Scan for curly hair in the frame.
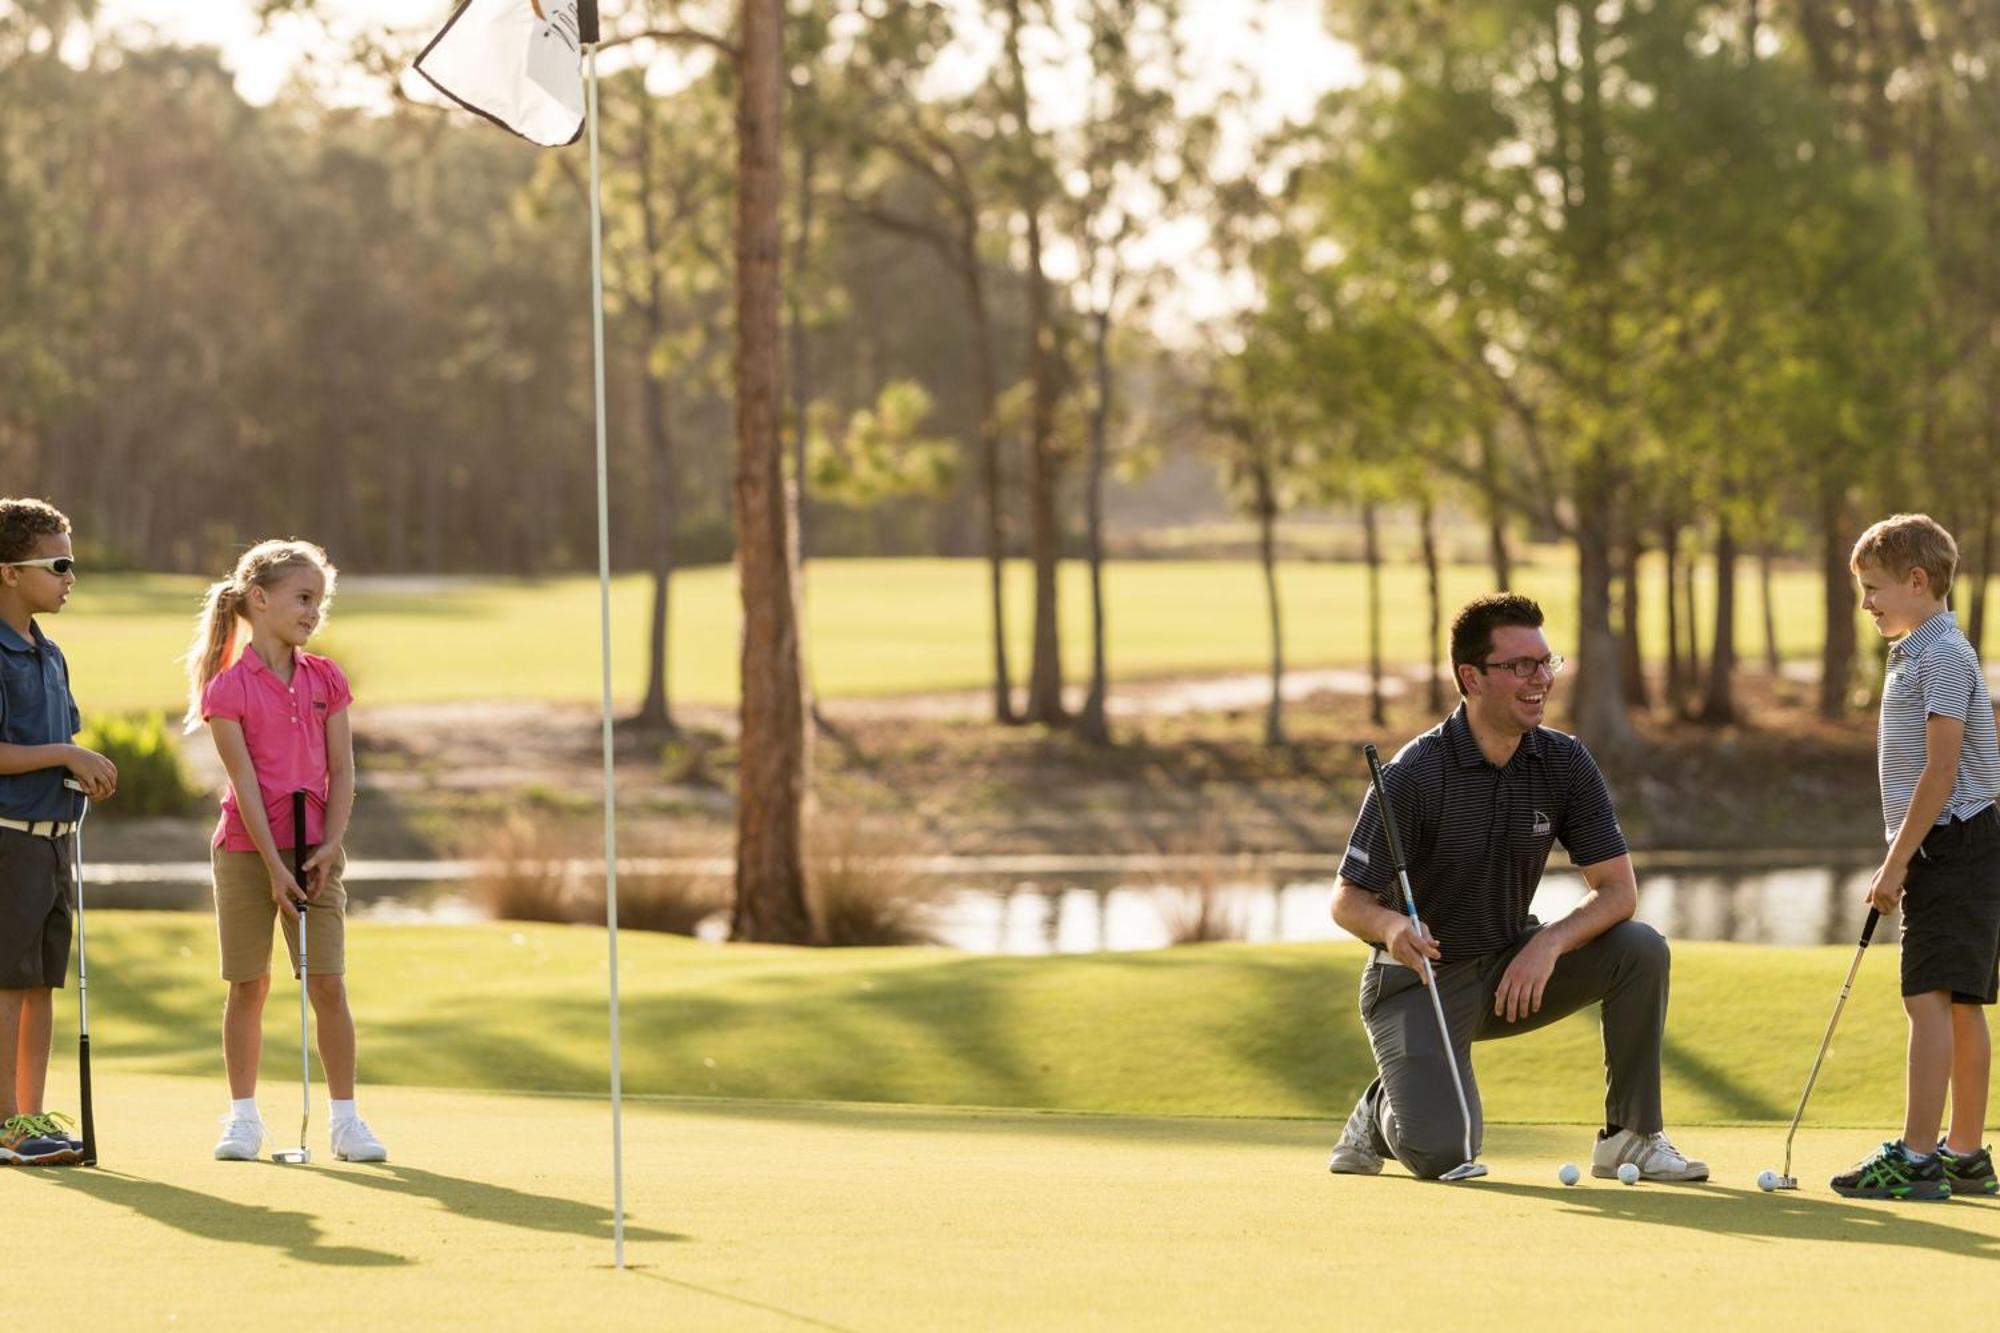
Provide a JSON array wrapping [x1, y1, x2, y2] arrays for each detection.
[[0, 499, 72, 564], [1852, 513, 1958, 601]]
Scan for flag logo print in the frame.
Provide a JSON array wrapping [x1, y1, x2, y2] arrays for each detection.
[[415, 0, 587, 147]]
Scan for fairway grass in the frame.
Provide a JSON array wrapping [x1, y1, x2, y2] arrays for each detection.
[[54, 555, 1838, 713], [19, 1072, 2000, 1331], [74, 915, 1981, 1128]]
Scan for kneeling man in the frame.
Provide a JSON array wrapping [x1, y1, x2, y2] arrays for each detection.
[[1328, 593, 1707, 1182]]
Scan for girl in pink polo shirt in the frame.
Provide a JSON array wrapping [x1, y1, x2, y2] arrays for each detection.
[[182, 539, 386, 1164]]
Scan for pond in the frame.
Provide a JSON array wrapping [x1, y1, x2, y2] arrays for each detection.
[[82, 851, 1892, 955]]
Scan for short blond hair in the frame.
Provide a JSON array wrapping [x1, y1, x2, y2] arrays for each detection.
[[1851, 513, 1958, 600]]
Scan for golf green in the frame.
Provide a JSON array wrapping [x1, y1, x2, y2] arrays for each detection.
[[16, 1072, 2000, 1330]]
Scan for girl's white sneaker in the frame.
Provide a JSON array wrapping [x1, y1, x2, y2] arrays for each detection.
[[331, 1118, 388, 1163], [213, 1115, 265, 1161]]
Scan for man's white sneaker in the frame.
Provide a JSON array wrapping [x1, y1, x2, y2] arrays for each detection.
[[331, 1118, 388, 1163], [1591, 1128, 1708, 1182], [213, 1115, 265, 1161], [1327, 1087, 1386, 1176]]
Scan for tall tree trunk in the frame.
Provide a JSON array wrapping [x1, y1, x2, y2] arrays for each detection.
[[1663, 520, 1684, 707], [1819, 484, 1857, 719], [1971, 478, 1995, 658], [1362, 500, 1386, 728], [730, 0, 812, 945], [1255, 441, 1285, 747], [1420, 496, 1444, 714], [1480, 424, 1512, 587], [1076, 310, 1112, 745], [1006, 0, 1065, 726], [635, 94, 678, 732], [1680, 524, 1703, 702], [789, 140, 816, 566], [1620, 530, 1648, 709], [962, 248, 1016, 724], [1700, 516, 1738, 724], [1760, 544, 1782, 677], [1571, 470, 1635, 752]]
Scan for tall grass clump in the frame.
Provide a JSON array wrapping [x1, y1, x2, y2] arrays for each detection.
[[808, 819, 942, 947], [1152, 816, 1247, 945], [466, 813, 726, 936], [75, 711, 199, 816]]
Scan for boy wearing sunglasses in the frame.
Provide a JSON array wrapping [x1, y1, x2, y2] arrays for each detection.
[[0, 499, 117, 1165]]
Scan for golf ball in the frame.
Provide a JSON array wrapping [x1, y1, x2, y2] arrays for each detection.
[[1617, 1162, 1641, 1186], [1558, 1163, 1580, 1186], [1757, 1170, 1779, 1192]]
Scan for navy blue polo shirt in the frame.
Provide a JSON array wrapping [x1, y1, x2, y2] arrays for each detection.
[[0, 617, 85, 823], [1339, 706, 1628, 961]]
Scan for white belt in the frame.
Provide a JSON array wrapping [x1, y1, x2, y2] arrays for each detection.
[[0, 816, 76, 838]]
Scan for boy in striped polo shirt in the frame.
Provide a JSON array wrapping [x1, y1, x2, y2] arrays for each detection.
[[1836, 514, 2000, 1199]]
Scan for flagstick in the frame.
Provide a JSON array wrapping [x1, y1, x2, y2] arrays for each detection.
[[584, 37, 626, 1272]]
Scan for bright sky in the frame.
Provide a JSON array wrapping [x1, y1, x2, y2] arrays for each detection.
[[88, 1, 1357, 330], [92, 0, 1355, 123]]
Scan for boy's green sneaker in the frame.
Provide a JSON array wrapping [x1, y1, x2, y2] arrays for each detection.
[[0, 1115, 80, 1166], [22, 1112, 82, 1153], [1830, 1140, 1951, 1201], [1939, 1143, 2000, 1196]]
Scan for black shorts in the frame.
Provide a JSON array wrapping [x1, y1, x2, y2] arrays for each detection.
[[1901, 805, 2000, 1006], [0, 826, 72, 990]]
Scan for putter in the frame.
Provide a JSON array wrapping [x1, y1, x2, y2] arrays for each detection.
[[271, 790, 312, 1166], [1764, 907, 1881, 1191], [1364, 744, 1487, 1182], [63, 777, 96, 1166]]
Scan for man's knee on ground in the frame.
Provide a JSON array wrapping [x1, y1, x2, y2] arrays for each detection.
[[1389, 1120, 1477, 1180]]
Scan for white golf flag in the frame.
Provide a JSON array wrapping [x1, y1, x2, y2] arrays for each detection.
[[415, 0, 587, 147]]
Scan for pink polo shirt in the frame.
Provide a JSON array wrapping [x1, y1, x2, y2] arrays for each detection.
[[201, 648, 352, 852]]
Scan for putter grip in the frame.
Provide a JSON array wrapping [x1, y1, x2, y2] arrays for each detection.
[[1860, 906, 1880, 946], [292, 789, 308, 922], [1362, 744, 1411, 871], [78, 1037, 95, 1164]]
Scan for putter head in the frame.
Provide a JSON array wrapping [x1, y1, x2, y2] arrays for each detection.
[[271, 1147, 311, 1165], [1440, 1162, 1488, 1182], [1769, 1175, 1798, 1190]]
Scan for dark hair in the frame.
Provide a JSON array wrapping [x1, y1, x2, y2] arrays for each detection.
[[1449, 593, 1545, 697], [0, 498, 71, 563]]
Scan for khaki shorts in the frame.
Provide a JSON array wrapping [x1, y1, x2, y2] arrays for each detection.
[[212, 846, 347, 982]]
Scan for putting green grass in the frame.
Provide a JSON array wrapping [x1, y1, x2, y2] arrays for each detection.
[[18, 1073, 2000, 1331], [77, 916, 1982, 1127], [54, 554, 1838, 713]]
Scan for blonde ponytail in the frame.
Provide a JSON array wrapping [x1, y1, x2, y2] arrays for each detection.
[[179, 537, 339, 734], [182, 580, 244, 733]]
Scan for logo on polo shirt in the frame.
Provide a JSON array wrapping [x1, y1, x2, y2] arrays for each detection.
[[313, 700, 328, 712], [1532, 810, 1551, 836]]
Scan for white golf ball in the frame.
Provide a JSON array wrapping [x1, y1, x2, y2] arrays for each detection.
[[1558, 1163, 1580, 1186], [1757, 1170, 1778, 1192], [1617, 1162, 1641, 1186]]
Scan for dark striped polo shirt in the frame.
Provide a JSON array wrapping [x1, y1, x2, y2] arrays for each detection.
[[1338, 706, 1629, 962], [1878, 610, 1999, 841]]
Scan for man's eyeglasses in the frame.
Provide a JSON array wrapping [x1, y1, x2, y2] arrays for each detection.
[[1476, 654, 1565, 680], [4, 557, 77, 576]]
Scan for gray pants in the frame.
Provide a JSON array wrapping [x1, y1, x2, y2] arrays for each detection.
[[1354, 919, 1670, 1179]]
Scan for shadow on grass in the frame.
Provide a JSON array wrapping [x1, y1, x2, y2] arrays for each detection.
[[325, 1164, 684, 1245], [1661, 1032, 1785, 1121], [29, 1169, 411, 1267], [1476, 1180, 2000, 1259], [628, 1270, 859, 1332]]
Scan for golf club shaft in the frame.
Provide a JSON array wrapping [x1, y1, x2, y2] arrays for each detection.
[[71, 790, 95, 1165], [1365, 745, 1479, 1168], [1781, 907, 1880, 1178], [294, 789, 310, 1154]]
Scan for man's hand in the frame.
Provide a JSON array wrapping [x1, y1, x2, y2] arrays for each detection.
[[1383, 914, 1442, 979], [1493, 931, 1561, 1023], [301, 840, 342, 899], [64, 745, 118, 799], [1867, 858, 1907, 915]]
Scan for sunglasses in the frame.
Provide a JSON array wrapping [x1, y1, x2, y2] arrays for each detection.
[[5, 557, 77, 576]]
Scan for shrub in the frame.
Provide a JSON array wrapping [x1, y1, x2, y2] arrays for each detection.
[[74, 712, 200, 816], [467, 813, 726, 937], [807, 819, 942, 947]]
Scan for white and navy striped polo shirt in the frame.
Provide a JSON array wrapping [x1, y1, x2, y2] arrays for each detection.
[[1339, 707, 1629, 962], [1877, 610, 1999, 842]]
